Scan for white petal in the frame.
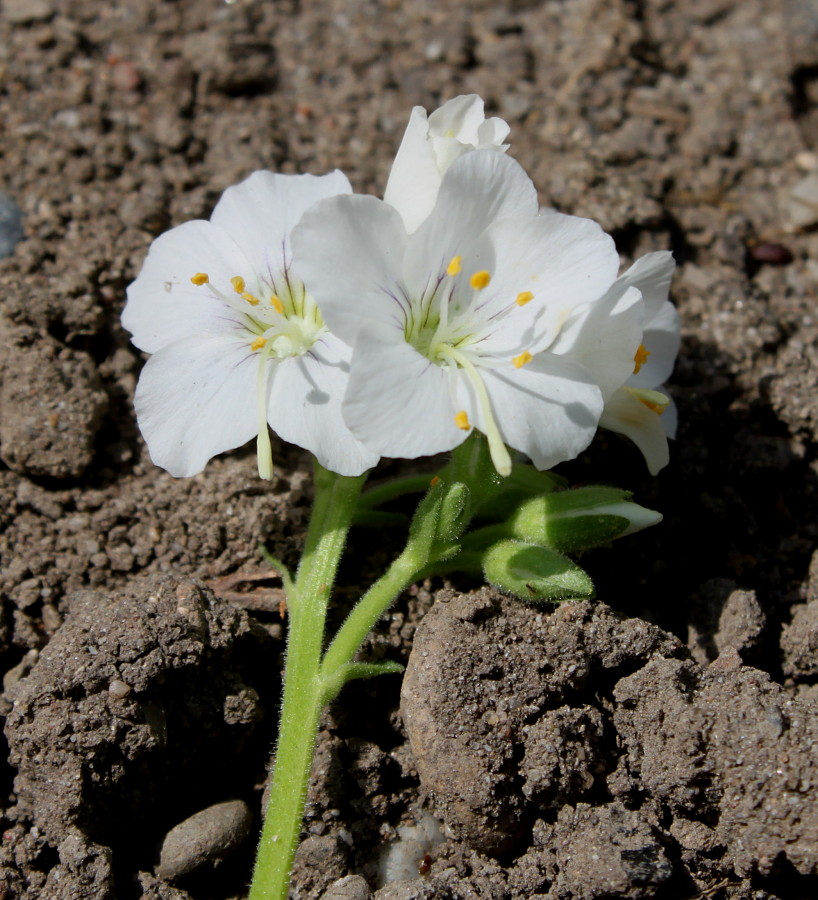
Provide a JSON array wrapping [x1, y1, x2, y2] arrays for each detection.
[[266, 336, 379, 476], [473, 211, 621, 356], [476, 116, 511, 147], [405, 152, 539, 283], [211, 170, 353, 278], [427, 95, 488, 143], [123, 220, 252, 354], [479, 356, 603, 471], [341, 324, 466, 460], [600, 387, 670, 474], [551, 285, 644, 401], [292, 194, 409, 344], [630, 300, 680, 389], [660, 391, 678, 438], [134, 333, 258, 477], [617, 251, 675, 320], [384, 106, 448, 234]]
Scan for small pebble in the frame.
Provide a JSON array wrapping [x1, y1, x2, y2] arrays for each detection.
[[0, 191, 24, 259], [749, 242, 793, 266], [107, 679, 132, 700], [321, 875, 373, 900], [157, 799, 253, 882]]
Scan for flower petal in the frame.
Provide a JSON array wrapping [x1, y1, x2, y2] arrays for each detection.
[[210, 170, 351, 278], [133, 333, 258, 477], [472, 211, 621, 355], [383, 106, 444, 234], [551, 285, 644, 401], [479, 356, 603, 471], [123, 220, 253, 354], [292, 194, 409, 344], [600, 387, 671, 474], [266, 335, 379, 476], [341, 323, 466, 460], [617, 251, 675, 320], [629, 300, 680, 389], [405, 152, 539, 284]]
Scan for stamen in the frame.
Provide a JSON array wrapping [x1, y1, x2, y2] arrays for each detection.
[[626, 386, 669, 416], [230, 276, 246, 294], [256, 347, 274, 480], [512, 351, 533, 369], [454, 410, 471, 430], [437, 344, 512, 477], [447, 256, 463, 276], [469, 270, 491, 290], [242, 291, 261, 306], [250, 336, 268, 351], [270, 294, 284, 314], [515, 291, 533, 306], [191, 272, 209, 286], [633, 344, 651, 374]]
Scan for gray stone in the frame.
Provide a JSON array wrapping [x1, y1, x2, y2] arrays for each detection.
[[157, 799, 253, 882]]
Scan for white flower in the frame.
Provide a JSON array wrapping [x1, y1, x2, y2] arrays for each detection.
[[383, 94, 510, 234], [595, 252, 680, 474], [293, 151, 626, 477], [122, 170, 379, 479]]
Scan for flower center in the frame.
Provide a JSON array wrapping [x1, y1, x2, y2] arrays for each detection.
[[402, 258, 528, 476], [191, 269, 327, 479]]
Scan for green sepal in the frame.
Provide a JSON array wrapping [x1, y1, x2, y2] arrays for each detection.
[[407, 478, 471, 565], [482, 539, 595, 603]]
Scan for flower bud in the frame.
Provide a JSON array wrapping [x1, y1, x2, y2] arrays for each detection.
[[483, 540, 594, 602], [508, 486, 662, 554]]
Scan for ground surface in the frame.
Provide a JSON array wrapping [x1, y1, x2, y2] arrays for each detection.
[[1, 0, 818, 898]]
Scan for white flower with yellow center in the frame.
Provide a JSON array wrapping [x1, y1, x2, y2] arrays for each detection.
[[384, 94, 510, 234], [122, 170, 379, 479], [293, 151, 626, 476]]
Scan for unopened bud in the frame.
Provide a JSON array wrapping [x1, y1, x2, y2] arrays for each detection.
[[483, 539, 594, 603], [509, 486, 662, 553]]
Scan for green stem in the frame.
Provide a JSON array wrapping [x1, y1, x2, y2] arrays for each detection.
[[320, 546, 422, 691], [249, 462, 366, 900]]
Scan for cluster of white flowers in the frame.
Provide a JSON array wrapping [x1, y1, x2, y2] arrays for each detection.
[[123, 95, 679, 480]]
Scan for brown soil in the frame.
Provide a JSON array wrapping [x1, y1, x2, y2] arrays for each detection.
[[2, 0, 818, 898]]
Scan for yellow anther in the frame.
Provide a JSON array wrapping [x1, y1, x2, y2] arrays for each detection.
[[250, 336, 268, 351], [633, 344, 651, 374], [469, 270, 491, 290], [515, 291, 534, 306], [270, 294, 284, 314], [627, 387, 670, 416], [454, 410, 472, 430], [640, 398, 665, 415], [512, 351, 533, 369], [242, 291, 261, 306], [190, 272, 209, 286], [230, 276, 246, 294], [430, 475, 440, 487], [447, 255, 463, 276]]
